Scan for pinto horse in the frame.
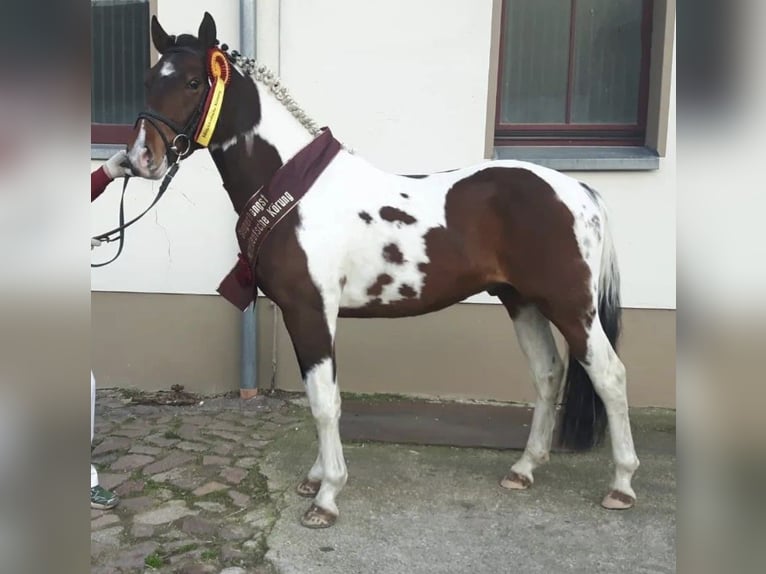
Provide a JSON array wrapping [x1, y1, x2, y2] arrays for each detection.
[[125, 12, 639, 528]]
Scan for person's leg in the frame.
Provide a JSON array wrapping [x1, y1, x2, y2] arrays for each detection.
[[90, 371, 119, 510]]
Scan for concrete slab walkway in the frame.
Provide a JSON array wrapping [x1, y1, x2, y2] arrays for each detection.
[[91, 390, 675, 573]]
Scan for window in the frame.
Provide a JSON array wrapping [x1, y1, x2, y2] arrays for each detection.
[[495, 0, 653, 146], [91, 0, 153, 145]]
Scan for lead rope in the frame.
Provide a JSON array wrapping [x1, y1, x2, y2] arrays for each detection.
[[91, 162, 180, 268]]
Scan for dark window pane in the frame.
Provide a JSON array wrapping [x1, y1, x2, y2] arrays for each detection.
[[91, 0, 149, 125], [499, 0, 571, 124], [571, 0, 643, 124]]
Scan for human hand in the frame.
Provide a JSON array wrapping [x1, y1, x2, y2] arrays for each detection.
[[103, 150, 132, 179]]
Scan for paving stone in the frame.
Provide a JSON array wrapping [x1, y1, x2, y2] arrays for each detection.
[[92, 436, 132, 455], [129, 444, 162, 456], [221, 544, 246, 563], [203, 455, 231, 466], [234, 457, 259, 469], [180, 516, 218, 537], [183, 415, 214, 426], [91, 452, 119, 466], [194, 501, 228, 513], [110, 454, 154, 471], [269, 413, 301, 426], [176, 441, 209, 452], [220, 567, 248, 574], [227, 490, 250, 508], [170, 549, 205, 565], [242, 439, 271, 450], [115, 479, 145, 497], [219, 523, 251, 541], [145, 433, 180, 447], [259, 421, 280, 432], [134, 500, 197, 525], [220, 467, 247, 485], [212, 443, 234, 456], [205, 429, 243, 442], [97, 472, 130, 490], [164, 538, 200, 552], [130, 523, 155, 538], [243, 508, 272, 529], [152, 467, 205, 491], [178, 424, 203, 441], [155, 488, 175, 501], [177, 564, 217, 574], [109, 540, 159, 570], [143, 451, 194, 475], [193, 481, 229, 496], [91, 513, 120, 529], [119, 496, 155, 513], [90, 525, 123, 547], [91, 509, 104, 519], [111, 427, 147, 438]]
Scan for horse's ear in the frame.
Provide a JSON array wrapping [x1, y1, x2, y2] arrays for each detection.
[[151, 15, 174, 54], [198, 12, 217, 48]]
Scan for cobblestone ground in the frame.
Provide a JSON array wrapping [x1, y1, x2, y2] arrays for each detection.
[[90, 389, 303, 574]]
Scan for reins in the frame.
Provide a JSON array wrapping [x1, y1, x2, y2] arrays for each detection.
[[90, 161, 180, 268]]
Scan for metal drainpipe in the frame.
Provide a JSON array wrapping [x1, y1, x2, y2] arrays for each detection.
[[239, 0, 259, 399]]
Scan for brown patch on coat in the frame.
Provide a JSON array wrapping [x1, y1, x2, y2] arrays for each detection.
[[358, 211, 373, 224], [382, 243, 405, 264], [379, 206, 416, 225], [367, 274, 394, 297], [413, 168, 594, 359], [399, 284, 416, 298]]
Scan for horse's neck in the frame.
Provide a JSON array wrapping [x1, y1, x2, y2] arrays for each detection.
[[209, 74, 315, 214]]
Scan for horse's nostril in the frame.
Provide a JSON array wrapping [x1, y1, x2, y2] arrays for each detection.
[[141, 147, 153, 167]]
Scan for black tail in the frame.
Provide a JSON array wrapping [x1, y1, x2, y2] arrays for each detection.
[[557, 185, 621, 451]]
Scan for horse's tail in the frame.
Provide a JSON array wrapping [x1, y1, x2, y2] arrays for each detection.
[[557, 183, 621, 450]]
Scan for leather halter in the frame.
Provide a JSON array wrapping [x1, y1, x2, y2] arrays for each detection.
[[134, 47, 214, 166], [92, 46, 223, 267]]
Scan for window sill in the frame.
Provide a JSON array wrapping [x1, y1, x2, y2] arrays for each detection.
[[91, 143, 125, 161], [492, 146, 660, 171]]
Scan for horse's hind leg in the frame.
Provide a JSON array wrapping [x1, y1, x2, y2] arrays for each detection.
[[280, 303, 347, 528], [580, 322, 639, 508], [498, 294, 565, 490]]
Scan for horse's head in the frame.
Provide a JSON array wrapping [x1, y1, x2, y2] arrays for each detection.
[[127, 12, 221, 179]]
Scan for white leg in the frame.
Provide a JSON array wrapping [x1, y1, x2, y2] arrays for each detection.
[[301, 357, 347, 527], [582, 323, 640, 508], [91, 371, 98, 488], [501, 306, 564, 489]]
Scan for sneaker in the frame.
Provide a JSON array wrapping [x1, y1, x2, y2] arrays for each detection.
[[91, 485, 120, 510]]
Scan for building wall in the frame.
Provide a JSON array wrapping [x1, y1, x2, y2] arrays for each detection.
[[91, 1, 676, 406]]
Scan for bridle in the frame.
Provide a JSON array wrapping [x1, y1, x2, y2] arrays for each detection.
[[92, 45, 231, 268]]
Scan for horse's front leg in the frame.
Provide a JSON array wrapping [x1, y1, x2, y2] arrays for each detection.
[[281, 304, 346, 528]]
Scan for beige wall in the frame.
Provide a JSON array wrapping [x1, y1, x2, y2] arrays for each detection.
[[92, 293, 675, 408]]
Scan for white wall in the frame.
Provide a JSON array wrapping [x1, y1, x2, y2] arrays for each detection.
[[92, 0, 675, 310]]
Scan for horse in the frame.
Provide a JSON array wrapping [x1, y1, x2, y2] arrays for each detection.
[[124, 12, 639, 528]]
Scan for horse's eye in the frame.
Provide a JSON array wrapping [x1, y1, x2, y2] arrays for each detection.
[[187, 79, 201, 90]]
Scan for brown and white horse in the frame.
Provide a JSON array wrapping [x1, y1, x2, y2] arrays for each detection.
[[126, 12, 639, 528]]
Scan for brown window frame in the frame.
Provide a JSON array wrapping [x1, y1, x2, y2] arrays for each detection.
[[494, 0, 655, 147], [91, 0, 157, 146]]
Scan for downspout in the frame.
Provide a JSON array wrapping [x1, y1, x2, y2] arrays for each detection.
[[239, 0, 259, 399]]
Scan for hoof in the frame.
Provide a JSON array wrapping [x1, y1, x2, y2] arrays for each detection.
[[300, 504, 337, 529], [499, 471, 532, 490], [296, 478, 321, 498], [601, 490, 636, 510]]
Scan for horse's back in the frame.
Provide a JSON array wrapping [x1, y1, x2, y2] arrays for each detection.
[[293, 153, 603, 314]]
